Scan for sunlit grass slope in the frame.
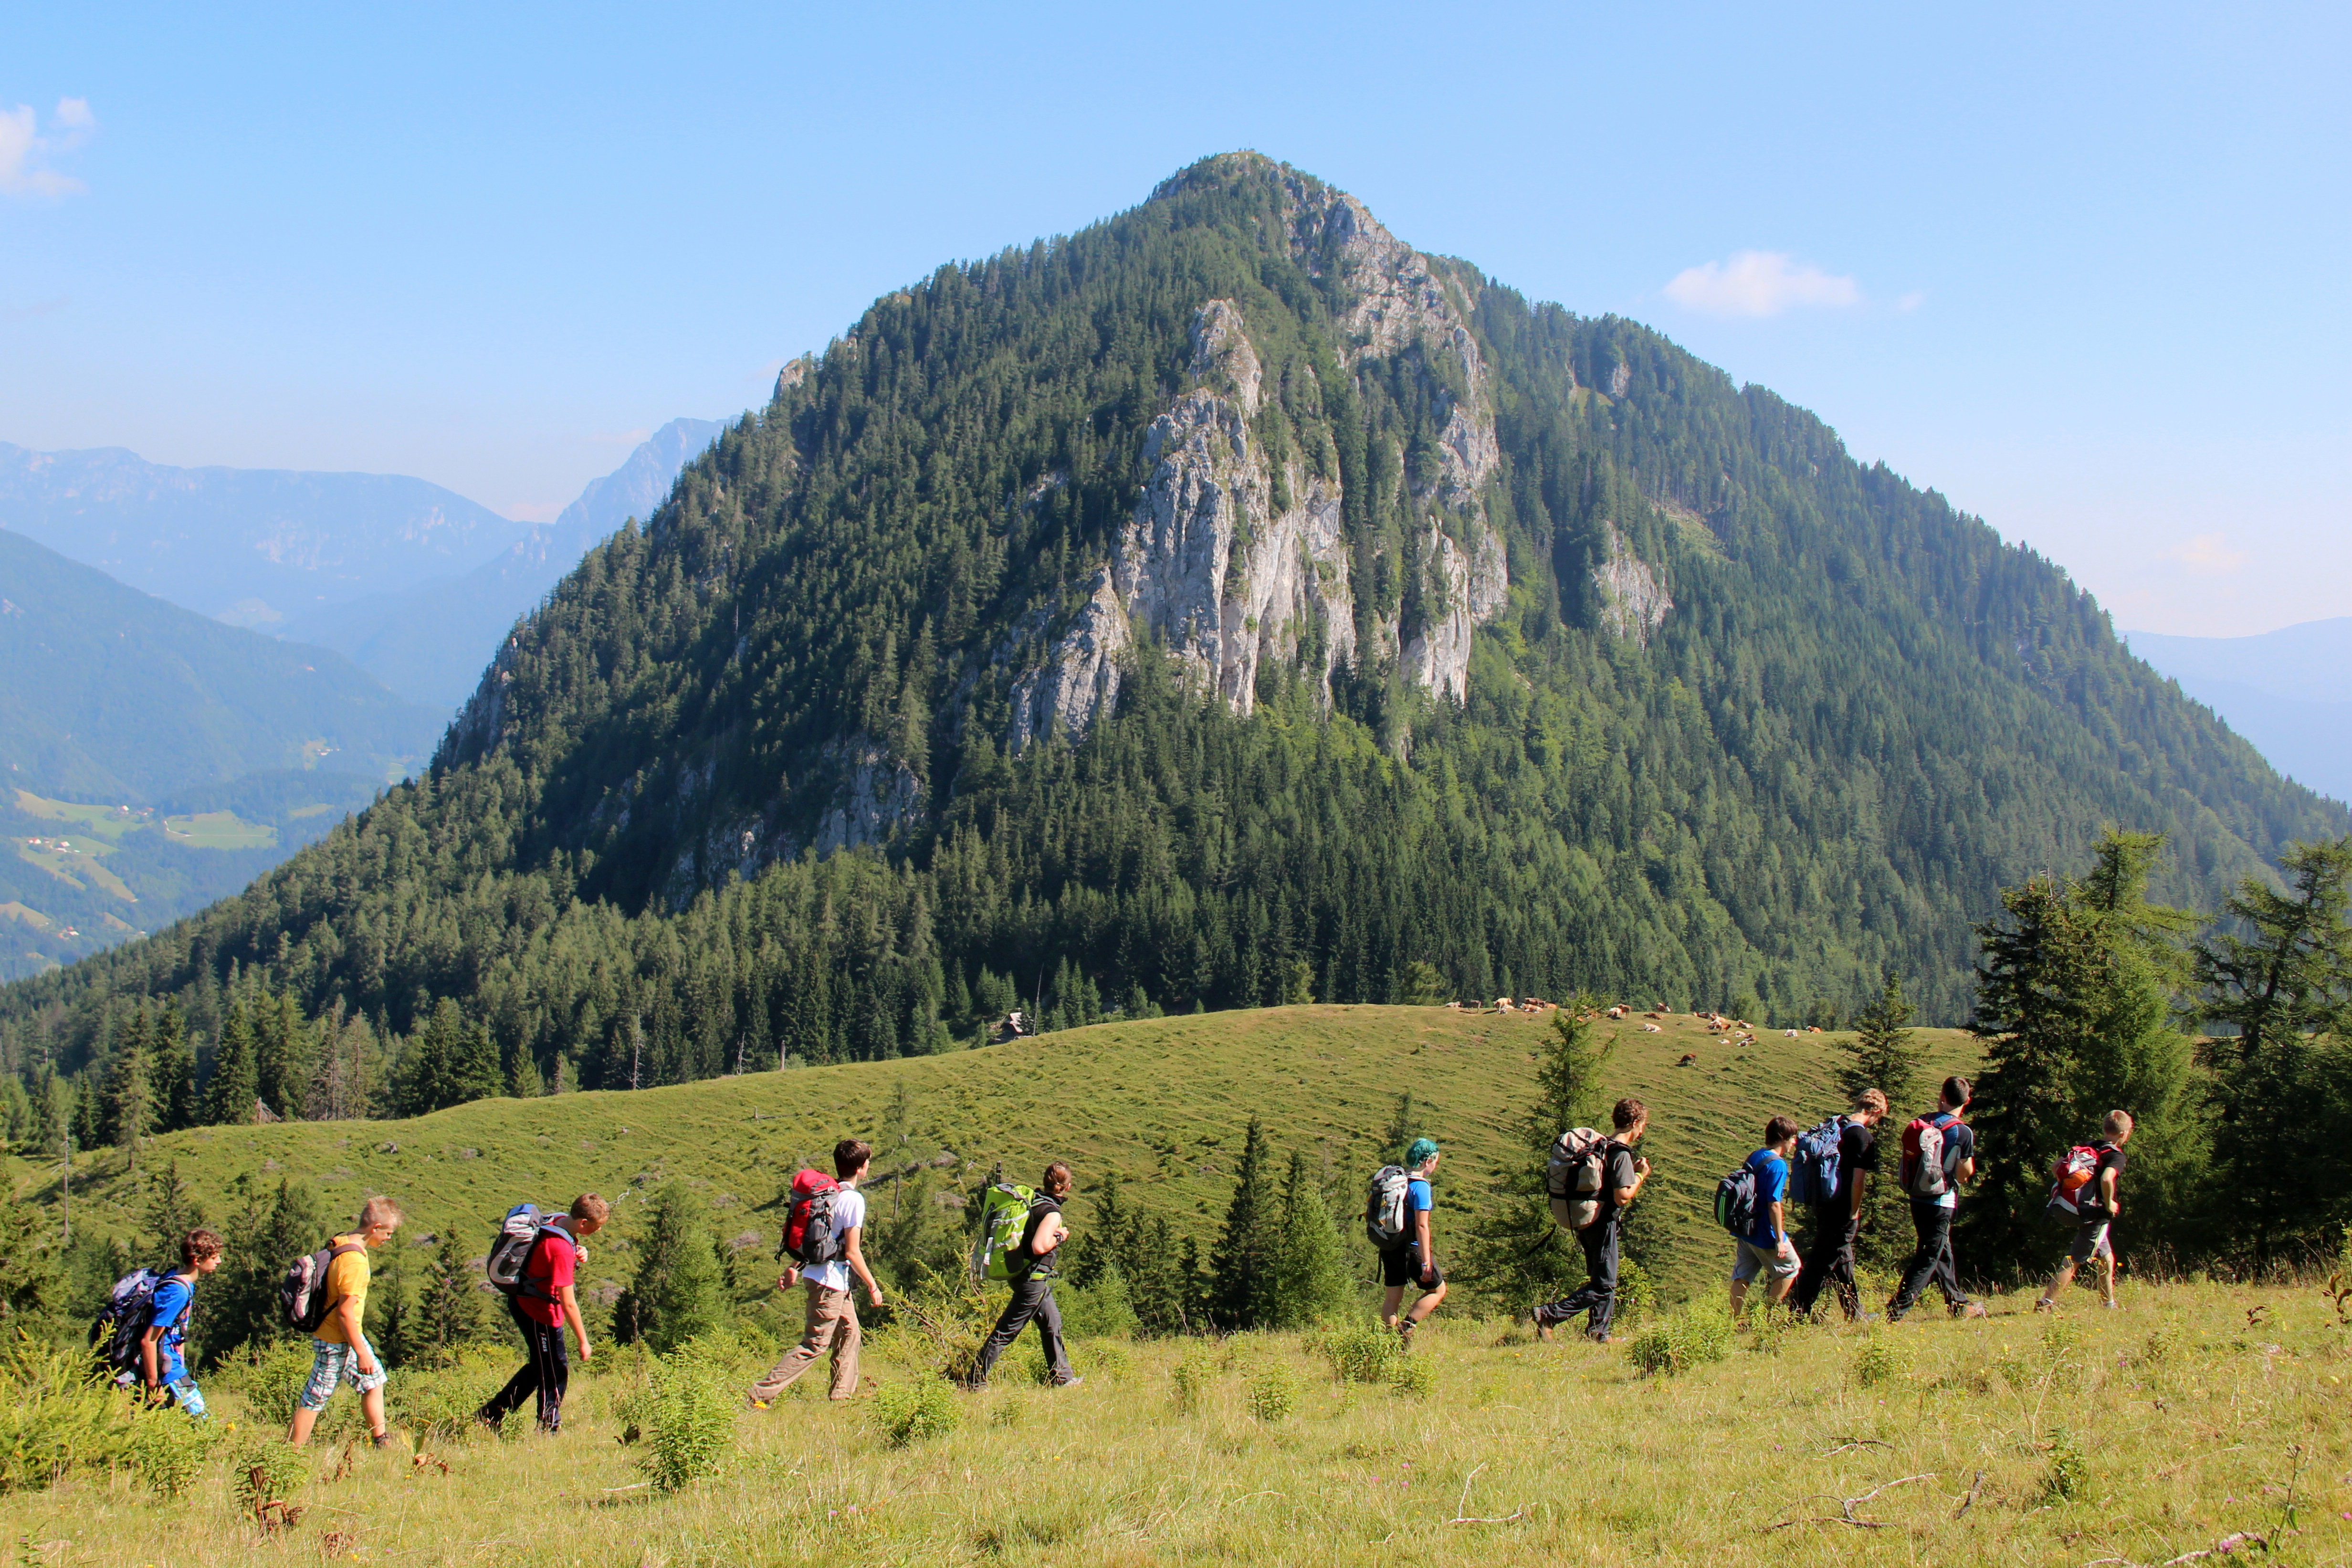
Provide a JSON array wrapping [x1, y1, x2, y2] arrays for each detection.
[[8, 1005, 1980, 1296]]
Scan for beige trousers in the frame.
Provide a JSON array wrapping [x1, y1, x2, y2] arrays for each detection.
[[749, 1283, 861, 1401]]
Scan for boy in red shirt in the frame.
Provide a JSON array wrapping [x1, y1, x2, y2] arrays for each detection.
[[477, 1193, 609, 1434]]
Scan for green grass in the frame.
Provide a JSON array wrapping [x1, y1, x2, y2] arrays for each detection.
[[158, 810, 276, 850], [9, 1005, 1980, 1301], [2, 1279, 2343, 1565]]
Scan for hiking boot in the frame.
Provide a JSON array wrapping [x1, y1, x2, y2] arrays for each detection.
[[1396, 1321, 1417, 1354], [1050, 1374, 1084, 1389], [2032, 1298, 2055, 1314], [369, 1430, 395, 1449], [1531, 1305, 1559, 1343], [1587, 1332, 1618, 1346], [1953, 1302, 1988, 1320]]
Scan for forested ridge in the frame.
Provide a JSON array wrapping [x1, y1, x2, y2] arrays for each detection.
[[1, 151, 2341, 1106]]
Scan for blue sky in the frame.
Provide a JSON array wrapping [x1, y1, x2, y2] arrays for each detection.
[[5, 0, 2344, 635]]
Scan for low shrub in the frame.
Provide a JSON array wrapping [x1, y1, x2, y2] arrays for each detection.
[[1388, 1356, 1435, 1401], [1323, 1322, 1397, 1385], [1626, 1305, 1732, 1378], [211, 1336, 319, 1431], [873, 1377, 960, 1449], [125, 1406, 220, 1498], [1170, 1342, 1215, 1414], [388, 1352, 511, 1443], [228, 1437, 313, 1531], [1248, 1364, 1298, 1423], [1852, 1334, 1914, 1389], [0, 1337, 133, 1494], [638, 1352, 737, 1490], [2042, 1426, 2089, 1502]]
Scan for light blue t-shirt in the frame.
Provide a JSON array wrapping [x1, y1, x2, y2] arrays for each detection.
[[1746, 1150, 1789, 1247], [146, 1275, 195, 1383], [1407, 1177, 1434, 1217]]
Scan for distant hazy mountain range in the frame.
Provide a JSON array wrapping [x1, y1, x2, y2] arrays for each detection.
[[2127, 620, 2352, 805], [0, 418, 725, 712], [0, 529, 444, 977], [278, 419, 724, 708]]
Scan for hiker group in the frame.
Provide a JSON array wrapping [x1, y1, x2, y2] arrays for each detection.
[[84, 1079, 2136, 1437]]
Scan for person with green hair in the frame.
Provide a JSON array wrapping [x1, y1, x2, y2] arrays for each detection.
[[1378, 1137, 1448, 1349]]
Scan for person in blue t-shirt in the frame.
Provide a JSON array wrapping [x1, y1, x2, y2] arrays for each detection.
[[1730, 1116, 1803, 1324], [1378, 1137, 1448, 1350], [141, 1228, 225, 1419]]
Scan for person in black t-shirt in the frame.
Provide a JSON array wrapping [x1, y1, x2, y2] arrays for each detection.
[[1791, 1087, 1888, 1320], [1532, 1097, 1650, 1345], [1887, 1076, 1986, 1322], [969, 1162, 1080, 1389], [2036, 1110, 2133, 1313]]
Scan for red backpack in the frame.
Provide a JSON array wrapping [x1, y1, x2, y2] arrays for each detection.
[[780, 1169, 845, 1265], [2048, 1144, 2102, 1216]]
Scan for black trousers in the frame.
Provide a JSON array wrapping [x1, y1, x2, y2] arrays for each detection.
[[972, 1277, 1071, 1384], [480, 1296, 569, 1431], [1890, 1198, 1970, 1316], [1537, 1221, 1620, 1337], [1791, 1207, 1860, 1318]]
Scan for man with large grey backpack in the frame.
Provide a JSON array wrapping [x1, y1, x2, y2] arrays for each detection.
[[1370, 1137, 1448, 1350], [476, 1193, 609, 1434], [1887, 1076, 1988, 1322], [1532, 1098, 1649, 1345]]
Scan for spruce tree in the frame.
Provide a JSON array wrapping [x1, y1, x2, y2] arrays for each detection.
[[254, 991, 313, 1121], [1964, 829, 2199, 1277], [418, 1229, 484, 1364], [1459, 999, 1613, 1311], [1842, 971, 1923, 1114], [1269, 1149, 1353, 1327], [144, 1158, 204, 1245], [1208, 1117, 1276, 1329], [2194, 838, 2352, 1261], [368, 1239, 414, 1367], [451, 1020, 502, 1106], [617, 1181, 726, 1353], [202, 999, 259, 1126], [154, 1004, 199, 1133]]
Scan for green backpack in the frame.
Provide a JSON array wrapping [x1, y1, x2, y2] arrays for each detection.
[[969, 1179, 1039, 1286]]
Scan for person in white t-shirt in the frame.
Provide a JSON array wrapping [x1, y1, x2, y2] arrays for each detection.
[[748, 1138, 886, 1405]]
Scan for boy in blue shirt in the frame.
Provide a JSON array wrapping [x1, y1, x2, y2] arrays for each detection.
[[1378, 1138, 1448, 1350], [1730, 1117, 1802, 1325], [140, 1228, 224, 1418]]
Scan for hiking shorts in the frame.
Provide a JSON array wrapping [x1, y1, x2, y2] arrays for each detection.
[[1380, 1247, 1443, 1289], [297, 1336, 388, 1410], [1732, 1237, 1801, 1283], [2068, 1219, 2114, 1265]]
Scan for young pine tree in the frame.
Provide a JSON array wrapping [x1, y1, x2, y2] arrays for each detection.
[[418, 1229, 484, 1364], [202, 999, 260, 1126], [1459, 998, 1614, 1312], [143, 1158, 205, 1246], [368, 1238, 414, 1367], [616, 1181, 727, 1354], [1843, 971, 1923, 1114], [1964, 829, 2200, 1278], [1208, 1117, 1277, 1330], [1269, 1149, 1354, 1327], [2194, 837, 2352, 1263], [154, 1004, 200, 1133]]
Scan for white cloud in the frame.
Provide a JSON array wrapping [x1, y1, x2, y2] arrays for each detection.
[[1662, 250, 1860, 317], [1896, 290, 1926, 313], [2166, 533, 2250, 575], [0, 98, 95, 199]]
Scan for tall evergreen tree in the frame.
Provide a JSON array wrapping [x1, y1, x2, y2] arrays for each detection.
[[1843, 971, 1923, 1114], [1208, 1117, 1276, 1329], [1964, 829, 2199, 1278], [143, 1158, 204, 1247], [2194, 839, 2352, 1263], [1269, 1149, 1354, 1327], [1460, 999, 1613, 1311], [202, 997, 260, 1126], [154, 1003, 199, 1133], [615, 1180, 726, 1353], [254, 991, 313, 1121], [418, 1229, 484, 1363], [211, 1175, 326, 1359], [368, 1238, 414, 1368]]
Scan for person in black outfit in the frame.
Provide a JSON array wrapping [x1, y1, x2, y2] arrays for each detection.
[[1791, 1088, 1888, 1320], [2037, 1110, 2134, 1312], [968, 1162, 1080, 1389], [1530, 1097, 1650, 1345], [1887, 1076, 1987, 1322]]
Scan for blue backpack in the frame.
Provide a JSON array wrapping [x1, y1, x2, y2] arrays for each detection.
[[1788, 1116, 1846, 1208]]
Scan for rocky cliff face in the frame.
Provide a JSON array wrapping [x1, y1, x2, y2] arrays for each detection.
[[1008, 163, 1510, 745], [1593, 523, 1672, 644]]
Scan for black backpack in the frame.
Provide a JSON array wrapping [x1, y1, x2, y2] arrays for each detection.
[[89, 1266, 168, 1375], [278, 1241, 363, 1334]]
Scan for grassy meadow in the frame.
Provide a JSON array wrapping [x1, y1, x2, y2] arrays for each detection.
[[4, 1277, 2345, 1566], [6, 1005, 1984, 1299]]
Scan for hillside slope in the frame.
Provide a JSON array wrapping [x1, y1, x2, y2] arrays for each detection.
[[3, 152, 2341, 1084], [2128, 619, 2352, 804], [5, 1006, 1981, 1298]]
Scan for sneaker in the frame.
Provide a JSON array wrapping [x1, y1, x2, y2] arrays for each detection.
[[1587, 1332, 1618, 1345], [1531, 1305, 1558, 1343], [747, 1397, 772, 1410], [2101, 1299, 2122, 1311], [1954, 1302, 1989, 1320], [1050, 1374, 1084, 1389], [1396, 1321, 1417, 1353], [2032, 1298, 2055, 1314], [369, 1431, 395, 1449]]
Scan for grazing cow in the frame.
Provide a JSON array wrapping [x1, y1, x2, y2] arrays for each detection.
[[1783, 1029, 1800, 1039], [1606, 1004, 1628, 1019], [1676, 1052, 1698, 1066], [1641, 1023, 1663, 1033], [1494, 997, 1512, 1012]]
